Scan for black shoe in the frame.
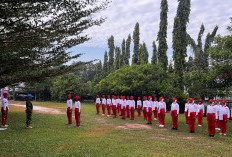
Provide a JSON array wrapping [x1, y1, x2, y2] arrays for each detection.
[[96, 113, 99, 115], [147, 123, 150, 125], [175, 128, 178, 130], [122, 118, 125, 119], [172, 127, 175, 130]]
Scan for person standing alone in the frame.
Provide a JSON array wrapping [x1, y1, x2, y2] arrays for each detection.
[[26, 94, 34, 129], [74, 96, 81, 128], [96, 95, 100, 115], [171, 98, 179, 130], [1, 93, 9, 128]]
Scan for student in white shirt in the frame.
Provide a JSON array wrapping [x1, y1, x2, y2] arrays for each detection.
[[171, 98, 179, 130], [188, 98, 198, 133], [116, 95, 121, 114], [153, 97, 158, 120], [106, 95, 111, 117], [1, 93, 9, 128], [147, 96, 153, 124], [126, 96, 130, 118], [66, 94, 73, 125], [101, 95, 106, 116], [74, 96, 81, 128], [215, 99, 221, 130], [137, 97, 142, 117], [197, 99, 204, 127], [121, 96, 126, 119], [143, 96, 148, 120], [219, 100, 230, 136], [96, 95, 100, 115], [158, 97, 166, 127], [130, 96, 135, 120], [112, 95, 118, 118], [184, 98, 190, 124], [207, 99, 218, 138]]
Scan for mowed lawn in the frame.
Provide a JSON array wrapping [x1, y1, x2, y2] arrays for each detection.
[[0, 101, 232, 157]]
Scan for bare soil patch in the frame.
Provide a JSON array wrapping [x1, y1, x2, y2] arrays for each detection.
[[9, 103, 64, 115], [116, 124, 152, 130]]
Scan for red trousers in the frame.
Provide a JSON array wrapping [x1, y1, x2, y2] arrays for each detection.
[[207, 113, 216, 135], [112, 105, 117, 118], [102, 104, 105, 115], [143, 107, 147, 120], [122, 107, 126, 119], [220, 115, 228, 134], [117, 104, 121, 114], [75, 108, 81, 126], [159, 109, 165, 125], [153, 107, 158, 119], [147, 107, 152, 123], [171, 110, 178, 128], [185, 110, 189, 124], [198, 110, 203, 125], [137, 106, 141, 117], [189, 112, 196, 132], [1, 107, 8, 126], [96, 103, 100, 114], [107, 104, 111, 116], [67, 107, 72, 124], [131, 107, 135, 120], [126, 105, 130, 117]]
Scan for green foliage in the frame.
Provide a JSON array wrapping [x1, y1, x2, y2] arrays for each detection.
[[103, 51, 108, 76], [121, 39, 126, 67], [0, 0, 109, 88], [132, 23, 140, 65], [151, 41, 158, 65], [114, 46, 121, 70], [172, 0, 191, 90], [157, 0, 168, 71], [125, 34, 131, 65], [50, 73, 91, 101], [94, 64, 187, 107], [108, 35, 115, 72], [139, 42, 149, 64]]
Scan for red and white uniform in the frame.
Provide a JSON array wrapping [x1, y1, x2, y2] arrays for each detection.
[[143, 100, 148, 120], [215, 104, 221, 129], [185, 102, 190, 124], [171, 102, 179, 128], [74, 100, 81, 126], [158, 101, 166, 126], [207, 104, 218, 135], [219, 105, 230, 134], [96, 98, 100, 114], [130, 100, 135, 120], [66, 99, 73, 124], [102, 98, 106, 115], [116, 98, 121, 114], [153, 101, 158, 120], [147, 100, 153, 124], [112, 98, 117, 118], [1, 98, 9, 126], [197, 104, 204, 126], [137, 100, 142, 117], [126, 99, 130, 118], [188, 103, 198, 132], [121, 99, 126, 119], [106, 99, 111, 116]]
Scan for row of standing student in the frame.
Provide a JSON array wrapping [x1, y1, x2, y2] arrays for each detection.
[[184, 98, 230, 137], [96, 95, 231, 138]]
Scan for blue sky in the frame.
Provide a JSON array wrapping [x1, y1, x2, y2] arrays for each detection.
[[70, 0, 232, 64]]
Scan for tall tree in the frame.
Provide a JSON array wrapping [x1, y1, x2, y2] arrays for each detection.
[[172, 0, 191, 90], [157, 0, 168, 71], [140, 42, 149, 64], [132, 23, 140, 65], [121, 39, 126, 67], [125, 34, 131, 65], [103, 51, 108, 75], [114, 46, 121, 70], [151, 41, 158, 65], [0, 0, 109, 88], [108, 35, 115, 72]]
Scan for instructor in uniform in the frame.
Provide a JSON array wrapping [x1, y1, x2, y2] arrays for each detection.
[[26, 94, 34, 129]]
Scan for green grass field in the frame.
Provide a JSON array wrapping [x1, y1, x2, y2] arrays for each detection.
[[0, 101, 232, 157]]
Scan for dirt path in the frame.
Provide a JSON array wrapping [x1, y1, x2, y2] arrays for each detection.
[[9, 103, 64, 115]]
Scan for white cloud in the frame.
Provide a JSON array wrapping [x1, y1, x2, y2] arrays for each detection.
[[77, 0, 232, 61]]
